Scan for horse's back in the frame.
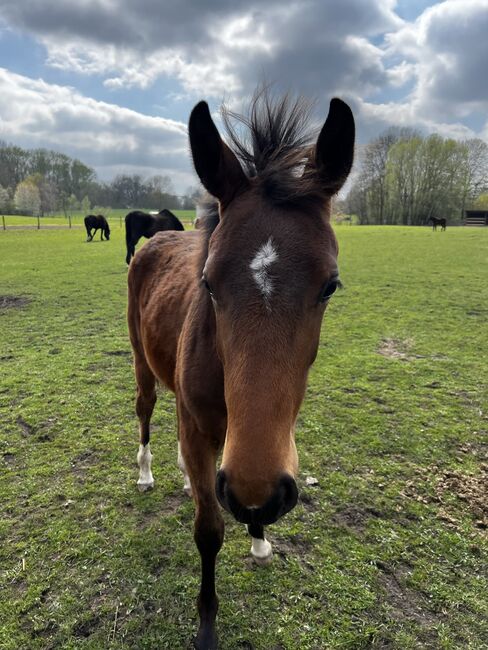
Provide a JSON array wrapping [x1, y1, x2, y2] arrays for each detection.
[[128, 230, 200, 390], [158, 209, 185, 231]]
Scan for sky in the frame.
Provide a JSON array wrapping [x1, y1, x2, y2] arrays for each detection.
[[1, 0, 487, 194]]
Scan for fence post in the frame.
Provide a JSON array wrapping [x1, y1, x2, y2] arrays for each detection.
[[37, 215, 40, 230], [69, 214, 72, 229], [2, 215, 5, 230]]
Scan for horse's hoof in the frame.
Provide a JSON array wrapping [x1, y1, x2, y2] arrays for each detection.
[[137, 481, 154, 493], [183, 485, 193, 498], [193, 628, 218, 650], [252, 550, 273, 566], [250, 536, 273, 566]]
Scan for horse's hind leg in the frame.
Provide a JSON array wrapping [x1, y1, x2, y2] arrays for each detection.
[[134, 353, 157, 491], [177, 441, 192, 496], [247, 523, 273, 566]]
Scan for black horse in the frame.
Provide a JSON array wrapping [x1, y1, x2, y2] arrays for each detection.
[[125, 209, 184, 264], [85, 214, 110, 241], [428, 216, 446, 231]]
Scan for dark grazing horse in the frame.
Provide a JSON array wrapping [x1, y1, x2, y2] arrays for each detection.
[[429, 216, 446, 231], [84, 214, 110, 241], [127, 90, 355, 648], [125, 209, 184, 264]]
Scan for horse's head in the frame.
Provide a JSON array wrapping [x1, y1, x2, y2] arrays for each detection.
[[100, 215, 110, 240], [189, 93, 354, 526]]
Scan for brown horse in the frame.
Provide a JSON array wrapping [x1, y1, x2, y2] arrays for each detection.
[[127, 90, 355, 649]]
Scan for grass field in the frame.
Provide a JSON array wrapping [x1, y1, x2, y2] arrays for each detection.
[[0, 224, 487, 649], [0, 209, 196, 229]]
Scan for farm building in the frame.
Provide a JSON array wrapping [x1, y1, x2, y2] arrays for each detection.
[[465, 210, 488, 226]]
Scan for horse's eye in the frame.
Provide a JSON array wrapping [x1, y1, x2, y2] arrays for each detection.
[[319, 278, 339, 303], [202, 275, 214, 296]]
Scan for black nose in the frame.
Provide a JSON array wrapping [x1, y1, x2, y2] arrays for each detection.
[[215, 470, 298, 526]]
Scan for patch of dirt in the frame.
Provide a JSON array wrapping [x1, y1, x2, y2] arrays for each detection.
[[16, 416, 56, 441], [161, 491, 188, 515], [298, 489, 318, 512], [436, 464, 488, 529], [104, 349, 132, 358], [17, 416, 35, 437], [2, 452, 16, 465], [331, 505, 383, 533], [0, 295, 31, 311], [458, 440, 488, 462], [72, 616, 101, 638], [272, 532, 313, 560], [377, 338, 446, 362], [70, 449, 99, 477], [377, 338, 415, 360], [402, 462, 488, 530], [376, 561, 440, 629]]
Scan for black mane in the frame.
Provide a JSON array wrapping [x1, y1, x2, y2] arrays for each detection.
[[221, 88, 326, 207]]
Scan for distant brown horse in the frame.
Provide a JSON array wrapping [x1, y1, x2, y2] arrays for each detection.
[[127, 90, 355, 649], [125, 208, 184, 264], [84, 214, 110, 241], [429, 216, 446, 231]]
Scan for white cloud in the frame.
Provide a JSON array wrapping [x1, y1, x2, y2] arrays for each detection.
[[384, 0, 488, 117], [0, 68, 195, 190], [1, 0, 488, 185]]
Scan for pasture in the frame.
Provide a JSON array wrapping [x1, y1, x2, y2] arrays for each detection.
[[0, 209, 196, 230], [0, 224, 487, 649]]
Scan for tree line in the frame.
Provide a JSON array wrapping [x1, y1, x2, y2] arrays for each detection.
[[343, 129, 488, 225], [0, 142, 199, 216]]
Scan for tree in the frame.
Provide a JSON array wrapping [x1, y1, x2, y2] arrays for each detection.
[[81, 195, 91, 214], [0, 144, 30, 189], [347, 129, 480, 225], [0, 185, 10, 214], [14, 179, 40, 215], [180, 186, 202, 210], [473, 193, 488, 209]]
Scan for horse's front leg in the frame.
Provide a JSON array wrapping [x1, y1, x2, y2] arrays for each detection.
[[179, 410, 224, 650]]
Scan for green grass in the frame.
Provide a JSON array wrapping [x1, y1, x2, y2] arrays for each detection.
[[0, 225, 487, 649], [0, 209, 196, 228]]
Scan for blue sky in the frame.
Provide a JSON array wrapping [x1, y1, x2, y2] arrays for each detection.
[[1, 0, 487, 193]]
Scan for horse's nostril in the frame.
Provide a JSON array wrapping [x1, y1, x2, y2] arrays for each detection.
[[278, 474, 299, 517]]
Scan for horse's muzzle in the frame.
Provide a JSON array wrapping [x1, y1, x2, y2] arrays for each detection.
[[215, 470, 298, 526]]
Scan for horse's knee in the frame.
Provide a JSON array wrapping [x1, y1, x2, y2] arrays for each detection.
[[194, 509, 224, 557], [136, 388, 156, 417]]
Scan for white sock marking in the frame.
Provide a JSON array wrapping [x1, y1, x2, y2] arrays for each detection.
[[245, 525, 273, 564], [137, 443, 154, 489], [251, 536, 273, 560], [178, 442, 192, 496], [250, 238, 278, 301]]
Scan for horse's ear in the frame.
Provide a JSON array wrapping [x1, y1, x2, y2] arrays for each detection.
[[315, 98, 355, 195], [189, 101, 248, 206]]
